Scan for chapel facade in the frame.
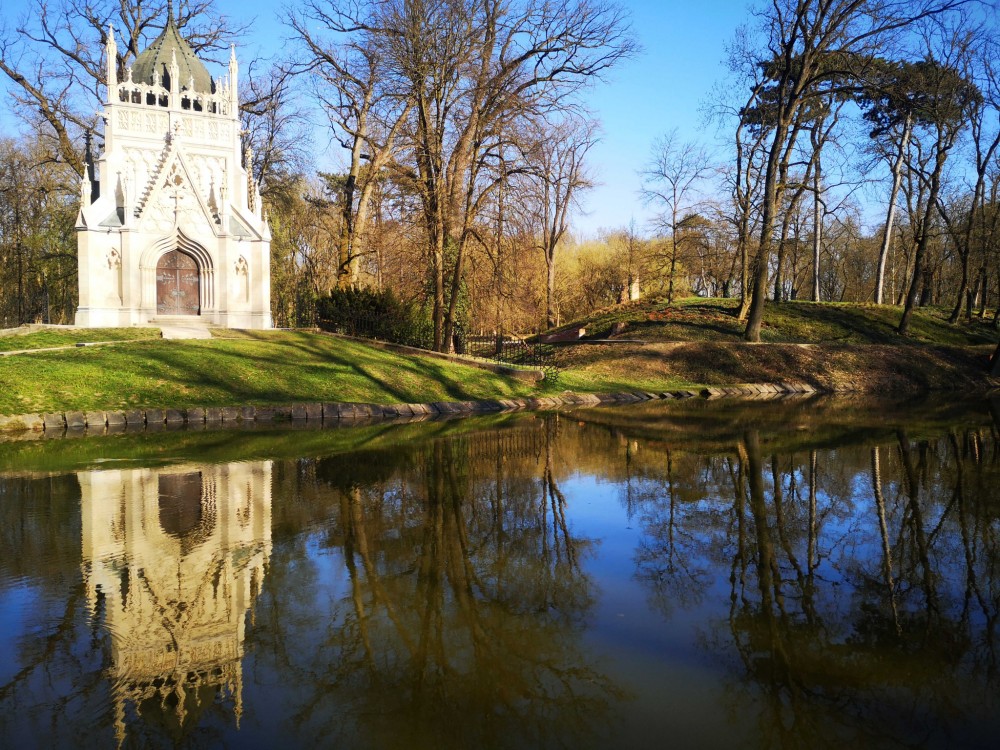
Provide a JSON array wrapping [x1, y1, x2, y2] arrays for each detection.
[[75, 7, 271, 329]]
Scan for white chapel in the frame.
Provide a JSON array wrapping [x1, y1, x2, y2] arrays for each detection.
[[75, 5, 271, 329]]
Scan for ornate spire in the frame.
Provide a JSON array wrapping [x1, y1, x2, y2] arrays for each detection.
[[80, 170, 90, 207], [167, 0, 175, 26], [169, 48, 179, 94], [228, 44, 239, 111], [105, 22, 117, 88]]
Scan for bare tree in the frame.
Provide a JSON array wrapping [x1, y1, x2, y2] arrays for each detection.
[[287, 2, 414, 286], [240, 62, 311, 210], [0, 136, 78, 325], [709, 28, 772, 319], [642, 129, 713, 303], [522, 116, 597, 329], [897, 47, 981, 335], [806, 90, 850, 302], [309, 0, 635, 351], [861, 59, 924, 304], [935, 39, 1000, 324]]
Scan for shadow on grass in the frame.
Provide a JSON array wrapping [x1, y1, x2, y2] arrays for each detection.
[[778, 303, 903, 344], [90, 334, 528, 409]]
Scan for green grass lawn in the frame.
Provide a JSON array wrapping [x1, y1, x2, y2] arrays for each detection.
[[0, 330, 544, 415], [0, 326, 161, 352], [552, 361, 697, 394], [549, 297, 998, 346]]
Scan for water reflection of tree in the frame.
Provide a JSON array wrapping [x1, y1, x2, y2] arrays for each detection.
[[630, 444, 714, 617], [253, 421, 623, 749], [0, 474, 112, 747], [626, 423, 1000, 748]]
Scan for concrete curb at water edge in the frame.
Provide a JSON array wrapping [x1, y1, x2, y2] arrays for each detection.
[[0, 383, 821, 439]]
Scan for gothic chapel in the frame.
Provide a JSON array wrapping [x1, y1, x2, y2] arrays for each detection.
[[75, 5, 271, 329]]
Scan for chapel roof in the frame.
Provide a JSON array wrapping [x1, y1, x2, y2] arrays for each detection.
[[131, 3, 214, 94]]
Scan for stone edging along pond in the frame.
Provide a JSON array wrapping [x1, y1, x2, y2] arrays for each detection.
[[0, 382, 821, 439]]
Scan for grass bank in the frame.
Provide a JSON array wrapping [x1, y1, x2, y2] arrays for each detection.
[[0, 329, 546, 415], [544, 298, 999, 394], [1, 297, 998, 418], [550, 341, 995, 393]]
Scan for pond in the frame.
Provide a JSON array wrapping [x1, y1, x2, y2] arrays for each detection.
[[1, 396, 998, 749]]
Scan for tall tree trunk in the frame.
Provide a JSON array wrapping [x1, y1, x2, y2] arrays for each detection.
[[668, 194, 679, 304], [432, 229, 446, 352], [875, 116, 911, 305], [900, 139, 951, 336], [949, 231, 973, 326], [737, 240, 751, 321], [744, 124, 786, 341], [774, 239, 785, 303], [812, 157, 822, 302], [546, 253, 557, 329], [978, 265, 988, 319]]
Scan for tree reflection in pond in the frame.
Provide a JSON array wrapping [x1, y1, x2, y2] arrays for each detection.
[[624, 415, 1000, 749], [248, 421, 623, 749], [2, 399, 1000, 748]]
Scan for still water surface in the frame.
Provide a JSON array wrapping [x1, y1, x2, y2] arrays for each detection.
[[1, 397, 999, 749]]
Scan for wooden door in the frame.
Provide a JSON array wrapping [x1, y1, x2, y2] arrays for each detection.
[[156, 250, 200, 315]]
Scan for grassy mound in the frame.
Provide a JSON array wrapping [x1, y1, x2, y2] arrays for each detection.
[[541, 297, 999, 394], [553, 341, 994, 394], [548, 297, 997, 346]]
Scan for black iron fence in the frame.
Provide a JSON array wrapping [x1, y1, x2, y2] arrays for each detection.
[[318, 310, 559, 379], [456, 329, 560, 379]]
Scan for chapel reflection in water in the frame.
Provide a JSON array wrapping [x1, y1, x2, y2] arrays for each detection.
[[80, 461, 272, 745]]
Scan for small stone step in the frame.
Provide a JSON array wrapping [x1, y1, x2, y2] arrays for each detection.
[[155, 320, 213, 339]]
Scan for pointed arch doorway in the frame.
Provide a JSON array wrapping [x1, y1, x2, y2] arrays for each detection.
[[156, 249, 201, 315]]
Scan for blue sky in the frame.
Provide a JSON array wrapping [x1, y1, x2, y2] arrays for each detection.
[[0, 0, 748, 237], [572, 0, 745, 236]]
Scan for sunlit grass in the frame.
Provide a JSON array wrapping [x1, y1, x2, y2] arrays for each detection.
[[0, 330, 541, 415], [2, 305, 994, 417], [0, 326, 161, 352]]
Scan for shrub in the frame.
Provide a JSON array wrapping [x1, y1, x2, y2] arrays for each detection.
[[316, 287, 433, 349]]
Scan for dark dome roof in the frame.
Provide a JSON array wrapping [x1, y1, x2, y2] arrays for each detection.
[[131, 12, 214, 94]]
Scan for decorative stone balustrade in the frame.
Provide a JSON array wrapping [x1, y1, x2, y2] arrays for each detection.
[[115, 76, 234, 117]]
